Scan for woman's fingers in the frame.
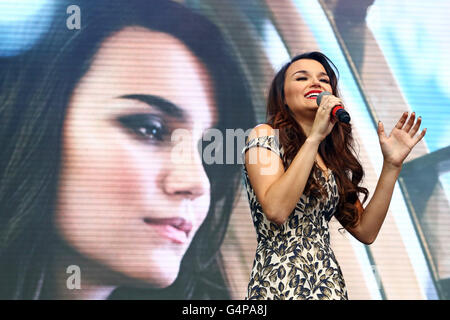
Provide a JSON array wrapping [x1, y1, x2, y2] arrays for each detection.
[[377, 120, 386, 140], [395, 111, 409, 129], [399, 112, 425, 141], [414, 127, 427, 144], [409, 116, 422, 137], [397, 111, 426, 145], [396, 112, 425, 138], [403, 112, 416, 132], [320, 96, 343, 120], [321, 95, 342, 110]]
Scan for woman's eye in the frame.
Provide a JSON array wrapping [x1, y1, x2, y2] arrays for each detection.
[[116, 114, 168, 142], [296, 77, 330, 83]]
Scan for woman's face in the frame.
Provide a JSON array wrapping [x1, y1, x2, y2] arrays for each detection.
[[283, 58, 333, 118], [55, 27, 217, 288]]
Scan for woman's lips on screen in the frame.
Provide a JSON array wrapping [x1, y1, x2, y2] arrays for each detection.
[[143, 217, 193, 244]]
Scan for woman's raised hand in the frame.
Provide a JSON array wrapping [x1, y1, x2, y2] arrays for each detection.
[[377, 112, 427, 169]]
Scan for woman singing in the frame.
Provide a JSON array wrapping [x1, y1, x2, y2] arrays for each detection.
[[242, 51, 426, 300]]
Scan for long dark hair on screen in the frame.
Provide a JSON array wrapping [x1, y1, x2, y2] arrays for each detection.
[[266, 52, 368, 229], [0, 0, 256, 299]]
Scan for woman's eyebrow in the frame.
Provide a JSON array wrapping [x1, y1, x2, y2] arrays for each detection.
[[117, 94, 185, 120], [291, 70, 329, 78]]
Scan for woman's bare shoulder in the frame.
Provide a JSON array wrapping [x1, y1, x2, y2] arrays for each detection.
[[247, 124, 276, 141]]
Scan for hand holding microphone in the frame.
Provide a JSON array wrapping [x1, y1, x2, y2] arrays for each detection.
[[316, 91, 350, 124]]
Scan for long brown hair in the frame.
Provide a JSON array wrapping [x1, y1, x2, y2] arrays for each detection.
[[266, 52, 368, 229]]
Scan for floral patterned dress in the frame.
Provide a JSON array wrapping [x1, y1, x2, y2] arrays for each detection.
[[242, 135, 348, 300]]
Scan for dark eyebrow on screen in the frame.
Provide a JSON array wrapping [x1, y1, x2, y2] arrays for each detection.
[[291, 70, 329, 78], [117, 94, 185, 120]]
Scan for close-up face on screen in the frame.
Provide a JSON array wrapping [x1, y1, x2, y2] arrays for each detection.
[[0, 0, 448, 301], [56, 26, 218, 290]]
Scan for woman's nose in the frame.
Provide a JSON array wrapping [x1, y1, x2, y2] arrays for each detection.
[[310, 77, 321, 87], [162, 147, 209, 200]]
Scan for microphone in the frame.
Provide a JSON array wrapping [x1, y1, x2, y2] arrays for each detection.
[[316, 91, 351, 123]]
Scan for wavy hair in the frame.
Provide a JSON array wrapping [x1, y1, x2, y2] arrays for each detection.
[[266, 52, 368, 229]]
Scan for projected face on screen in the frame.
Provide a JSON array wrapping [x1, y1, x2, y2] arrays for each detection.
[[54, 27, 218, 290]]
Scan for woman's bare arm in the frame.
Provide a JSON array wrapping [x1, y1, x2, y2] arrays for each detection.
[[245, 124, 321, 225], [344, 164, 401, 245], [245, 95, 341, 225], [345, 113, 426, 245]]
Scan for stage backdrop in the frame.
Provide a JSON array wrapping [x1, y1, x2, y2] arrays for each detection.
[[0, 0, 448, 300]]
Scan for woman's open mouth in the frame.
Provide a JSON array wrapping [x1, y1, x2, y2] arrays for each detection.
[[304, 90, 322, 99]]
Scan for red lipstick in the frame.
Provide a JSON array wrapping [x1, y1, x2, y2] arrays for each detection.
[[304, 90, 322, 99]]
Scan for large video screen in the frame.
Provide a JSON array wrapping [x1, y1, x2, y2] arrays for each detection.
[[0, 0, 448, 300]]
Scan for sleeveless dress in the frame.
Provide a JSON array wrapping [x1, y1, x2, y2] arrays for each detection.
[[242, 135, 348, 300]]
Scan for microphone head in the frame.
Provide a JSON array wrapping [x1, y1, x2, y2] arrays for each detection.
[[316, 91, 331, 106], [336, 108, 351, 124]]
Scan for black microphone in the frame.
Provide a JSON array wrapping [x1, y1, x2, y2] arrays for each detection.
[[316, 91, 351, 124]]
